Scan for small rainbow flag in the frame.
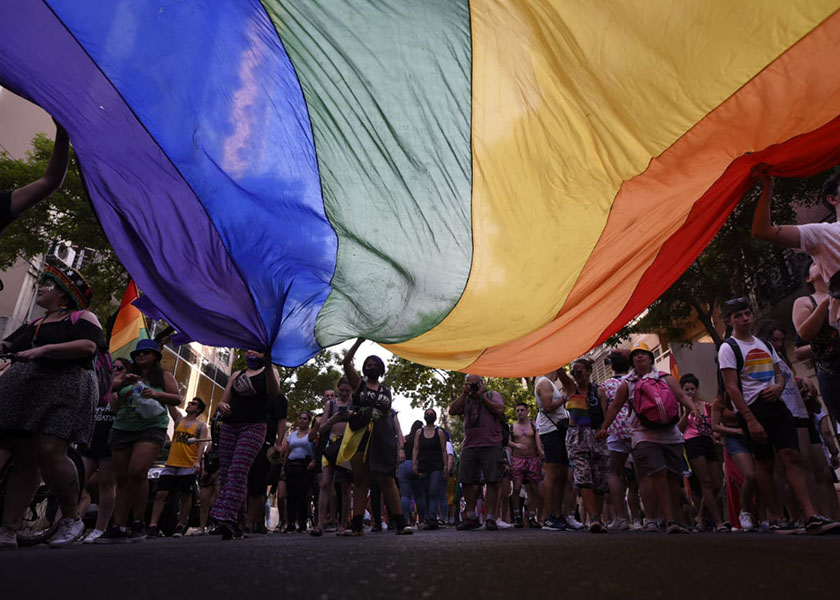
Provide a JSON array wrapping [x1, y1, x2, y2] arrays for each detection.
[[109, 279, 149, 360]]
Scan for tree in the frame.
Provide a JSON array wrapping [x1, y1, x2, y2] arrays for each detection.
[[0, 134, 128, 316], [607, 172, 830, 349]]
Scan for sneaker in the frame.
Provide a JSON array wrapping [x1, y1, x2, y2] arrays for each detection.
[[496, 519, 513, 529], [589, 521, 607, 534], [82, 529, 105, 544], [48, 517, 84, 548], [542, 516, 568, 531], [642, 519, 659, 532], [589, 521, 607, 533], [738, 510, 755, 532], [608, 518, 630, 531], [714, 523, 732, 533], [565, 515, 584, 530], [188, 527, 207, 536], [456, 517, 482, 531], [217, 522, 235, 541], [172, 524, 188, 538], [693, 521, 712, 533], [95, 524, 129, 544], [665, 520, 690, 534], [632, 520, 643, 531], [146, 525, 160, 538], [0, 527, 18, 550], [769, 521, 801, 535], [395, 525, 414, 535], [425, 519, 439, 530], [528, 517, 542, 529], [485, 519, 498, 531], [128, 521, 146, 543], [514, 515, 524, 529], [324, 522, 338, 533], [309, 528, 324, 537], [805, 515, 840, 535], [370, 524, 382, 533], [273, 523, 285, 533]]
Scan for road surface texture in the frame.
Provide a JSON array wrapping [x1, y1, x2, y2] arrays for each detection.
[[0, 528, 836, 600]]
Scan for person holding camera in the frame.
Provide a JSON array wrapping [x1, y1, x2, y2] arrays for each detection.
[[449, 375, 506, 531]]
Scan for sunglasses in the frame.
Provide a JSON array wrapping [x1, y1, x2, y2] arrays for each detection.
[[724, 297, 748, 306], [134, 349, 155, 356]]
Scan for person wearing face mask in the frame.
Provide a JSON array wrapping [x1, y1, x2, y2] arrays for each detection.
[[209, 349, 282, 540], [412, 409, 448, 530], [339, 338, 412, 536]]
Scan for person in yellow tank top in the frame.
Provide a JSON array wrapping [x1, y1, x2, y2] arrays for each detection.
[[148, 398, 207, 537]]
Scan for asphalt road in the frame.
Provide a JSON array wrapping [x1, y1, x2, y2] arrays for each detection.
[[1, 527, 837, 600]]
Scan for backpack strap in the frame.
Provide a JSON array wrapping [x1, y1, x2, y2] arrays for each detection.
[[722, 337, 744, 393]]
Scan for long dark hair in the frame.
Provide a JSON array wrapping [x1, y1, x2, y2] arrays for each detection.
[[130, 357, 166, 390]]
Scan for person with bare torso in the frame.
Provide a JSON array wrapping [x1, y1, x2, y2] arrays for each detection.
[[509, 402, 544, 528]]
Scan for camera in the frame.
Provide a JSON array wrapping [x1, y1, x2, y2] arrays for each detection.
[[338, 405, 349, 414], [469, 381, 480, 393]]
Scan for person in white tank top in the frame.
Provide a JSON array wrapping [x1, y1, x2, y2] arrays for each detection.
[[534, 370, 573, 530]]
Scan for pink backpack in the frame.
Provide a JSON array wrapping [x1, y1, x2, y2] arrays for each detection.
[[631, 372, 680, 429]]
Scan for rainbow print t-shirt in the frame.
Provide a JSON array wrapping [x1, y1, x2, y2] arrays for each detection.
[[717, 336, 781, 410]]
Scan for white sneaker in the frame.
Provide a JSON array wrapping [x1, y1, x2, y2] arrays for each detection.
[[739, 510, 755, 532], [608, 518, 630, 531], [48, 517, 84, 548], [82, 528, 104, 544], [0, 527, 17, 550], [632, 520, 643, 531], [495, 519, 513, 529], [565, 515, 585, 530]]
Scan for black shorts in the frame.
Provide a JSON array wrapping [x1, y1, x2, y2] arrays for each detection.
[[77, 421, 113, 461], [158, 473, 195, 494], [738, 401, 799, 461], [540, 423, 569, 466], [248, 443, 271, 497], [685, 435, 717, 461]]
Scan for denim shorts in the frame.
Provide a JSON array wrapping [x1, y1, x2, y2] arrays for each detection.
[[724, 433, 751, 457]]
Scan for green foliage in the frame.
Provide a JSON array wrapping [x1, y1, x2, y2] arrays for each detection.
[[0, 134, 128, 317], [385, 355, 536, 438], [385, 356, 464, 410], [276, 350, 342, 419], [606, 172, 830, 348]]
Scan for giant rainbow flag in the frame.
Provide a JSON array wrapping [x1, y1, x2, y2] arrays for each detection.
[[1, 1, 839, 375]]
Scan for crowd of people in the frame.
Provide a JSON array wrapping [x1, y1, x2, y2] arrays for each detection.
[[3, 168, 840, 547]]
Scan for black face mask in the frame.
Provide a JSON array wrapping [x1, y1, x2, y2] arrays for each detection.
[[424, 414, 435, 425], [363, 366, 382, 380], [246, 356, 265, 370]]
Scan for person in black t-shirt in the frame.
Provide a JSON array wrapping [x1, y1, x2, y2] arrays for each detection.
[[0, 263, 103, 549], [0, 120, 69, 236]]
